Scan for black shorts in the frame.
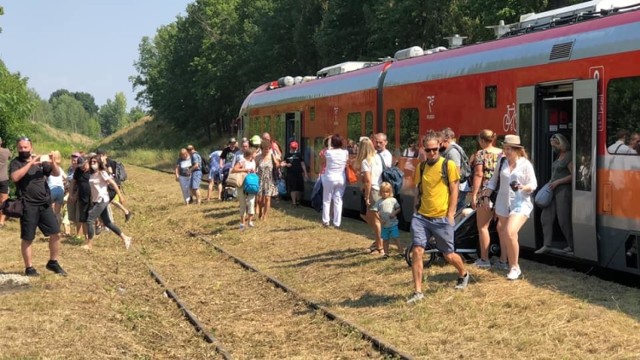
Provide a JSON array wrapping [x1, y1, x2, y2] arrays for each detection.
[[77, 200, 90, 223], [20, 202, 60, 241], [0, 180, 8, 194]]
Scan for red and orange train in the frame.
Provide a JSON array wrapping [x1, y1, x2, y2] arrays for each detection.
[[238, 0, 640, 275]]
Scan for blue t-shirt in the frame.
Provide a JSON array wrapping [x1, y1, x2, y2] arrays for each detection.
[[209, 150, 222, 172], [191, 152, 202, 172]]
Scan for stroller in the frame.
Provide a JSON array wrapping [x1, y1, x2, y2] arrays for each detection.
[[221, 167, 237, 201], [404, 209, 501, 268]]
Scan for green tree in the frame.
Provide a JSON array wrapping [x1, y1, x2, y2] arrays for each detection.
[[99, 92, 129, 136], [0, 59, 33, 142], [128, 105, 146, 123], [51, 94, 98, 136], [48, 89, 71, 104], [72, 91, 99, 115]]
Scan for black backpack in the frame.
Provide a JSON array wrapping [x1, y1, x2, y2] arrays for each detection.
[[200, 155, 210, 174], [378, 153, 403, 196], [115, 162, 127, 183]]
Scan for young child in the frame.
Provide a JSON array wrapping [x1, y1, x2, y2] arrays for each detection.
[[371, 182, 405, 258], [231, 149, 256, 231]]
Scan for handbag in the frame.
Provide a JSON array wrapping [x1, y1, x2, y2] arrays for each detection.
[[534, 183, 554, 208], [226, 172, 247, 188], [1, 198, 24, 218], [345, 164, 358, 184]]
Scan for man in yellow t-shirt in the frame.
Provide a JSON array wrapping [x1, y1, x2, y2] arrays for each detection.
[[407, 131, 469, 304]]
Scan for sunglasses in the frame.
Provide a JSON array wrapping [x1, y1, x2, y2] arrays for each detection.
[[425, 147, 439, 153]]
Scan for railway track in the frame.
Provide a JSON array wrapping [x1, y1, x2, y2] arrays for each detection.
[[140, 230, 413, 359]]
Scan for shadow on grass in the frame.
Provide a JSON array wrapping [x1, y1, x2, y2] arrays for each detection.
[[204, 210, 238, 219], [335, 291, 404, 308], [273, 249, 363, 268]]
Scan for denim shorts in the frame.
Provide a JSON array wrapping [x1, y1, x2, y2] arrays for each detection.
[[381, 224, 399, 241], [50, 186, 64, 205], [190, 170, 202, 189], [411, 214, 455, 254]]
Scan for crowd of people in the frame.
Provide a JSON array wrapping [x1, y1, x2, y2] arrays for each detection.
[[0, 125, 584, 301], [0, 137, 133, 277]]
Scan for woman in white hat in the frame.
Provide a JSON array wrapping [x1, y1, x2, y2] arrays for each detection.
[[481, 134, 537, 280]]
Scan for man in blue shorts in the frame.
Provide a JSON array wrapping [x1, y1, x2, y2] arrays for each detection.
[[187, 144, 203, 205], [407, 131, 469, 304]]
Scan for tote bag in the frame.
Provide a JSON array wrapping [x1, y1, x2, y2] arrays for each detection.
[[226, 172, 246, 188], [534, 183, 553, 208]]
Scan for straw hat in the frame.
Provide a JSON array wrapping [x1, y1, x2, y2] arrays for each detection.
[[502, 134, 523, 148]]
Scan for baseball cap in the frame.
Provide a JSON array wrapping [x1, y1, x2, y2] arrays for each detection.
[[290, 141, 299, 149], [71, 152, 81, 158], [250, 135, 261, 146]]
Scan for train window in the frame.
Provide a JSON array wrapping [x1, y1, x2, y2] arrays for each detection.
[[485, 86, 497, 108], [386, 110, 396, 153], [310, 107, 315, 121], [606, 77, 640, 155], [303, 136, 311, 172], [313, 137, 325, 174], [264, 116, 272, 135], [400, 108, 419, 153], [273, 115, 284, 147], [347, 112, 362, 143], [575, 98, 593, 191], [458, 136, 478, 160], [365, 111, 374, 136]]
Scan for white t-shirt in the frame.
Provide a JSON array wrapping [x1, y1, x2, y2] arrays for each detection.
[[238, 158, 256, 172], [88, 170, 112, 203], [324, 149, 349, 181], [47, 168, 67, 189], [361, 150, 392, 190]]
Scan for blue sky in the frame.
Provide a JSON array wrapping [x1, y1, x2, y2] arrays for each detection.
[[0, 0, 192, 108]]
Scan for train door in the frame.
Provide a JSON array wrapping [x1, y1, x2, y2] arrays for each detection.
[[516, 86, 537, 248], [571, 79, 598, 261], [285, 112, 302, 148]]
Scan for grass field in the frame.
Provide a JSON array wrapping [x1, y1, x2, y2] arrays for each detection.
[[1, 165, 640, 359]]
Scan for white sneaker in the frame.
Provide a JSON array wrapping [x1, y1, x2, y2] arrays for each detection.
[[506, 266, 522, 280], [473, 258, 491, 269], [124, 237, 132, 250], [406, 292, 424, 304], [248, 221, 255, 227]]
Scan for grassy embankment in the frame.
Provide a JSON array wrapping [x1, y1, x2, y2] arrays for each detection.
[[96, 116, 228, 172]]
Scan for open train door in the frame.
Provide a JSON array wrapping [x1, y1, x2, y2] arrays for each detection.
[[516, 86, 537, 248], [285, 112, 302, 147], [572, 79, 598, 261]]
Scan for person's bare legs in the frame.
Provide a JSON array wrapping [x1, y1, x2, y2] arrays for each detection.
[[476, 206, 493, 261], [0, 192, 8, 226]]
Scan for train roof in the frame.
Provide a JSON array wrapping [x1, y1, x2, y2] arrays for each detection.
[[239, 1, 640, 115], [384, 7, 640, 87]]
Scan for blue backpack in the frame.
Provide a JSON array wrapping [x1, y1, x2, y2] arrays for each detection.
[[243, 173, 260, 194], [378, 153, 403, 196]]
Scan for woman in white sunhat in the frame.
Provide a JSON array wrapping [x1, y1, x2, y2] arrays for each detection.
[[481, 135, 537, 280]]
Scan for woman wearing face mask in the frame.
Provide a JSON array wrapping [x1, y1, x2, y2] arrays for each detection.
[[535, 133, 574, 254], [84, 155, 132, 250]]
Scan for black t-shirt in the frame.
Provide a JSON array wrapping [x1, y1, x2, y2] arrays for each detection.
[[220, 146, 237, 167], [9, 158, 52, 205], [284, 152, 304, 176], [73, 167, 92, 203]]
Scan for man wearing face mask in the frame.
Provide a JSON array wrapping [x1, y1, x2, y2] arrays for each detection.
[[9, 137, 66, 276]]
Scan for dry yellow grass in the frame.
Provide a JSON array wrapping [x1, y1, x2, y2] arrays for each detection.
[[1, 165, 640, 359]]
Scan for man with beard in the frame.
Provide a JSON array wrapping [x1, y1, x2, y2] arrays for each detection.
[[9, 137, 66, 276], [407, 131, 468, 304]]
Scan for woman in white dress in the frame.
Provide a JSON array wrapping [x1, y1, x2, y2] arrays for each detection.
[[175, 148, 192, 205], [482, 135, 537, 280]]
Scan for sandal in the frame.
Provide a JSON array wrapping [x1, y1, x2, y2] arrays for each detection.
[[369, 248, 385, 255]]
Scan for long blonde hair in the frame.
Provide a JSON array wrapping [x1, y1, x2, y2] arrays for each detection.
[[355, 137, 376, 171]]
